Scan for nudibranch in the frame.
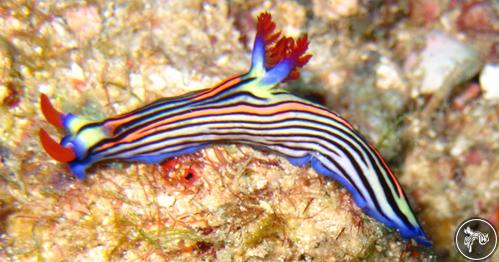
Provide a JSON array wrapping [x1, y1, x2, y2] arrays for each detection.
[[39, 13, 431, 246]]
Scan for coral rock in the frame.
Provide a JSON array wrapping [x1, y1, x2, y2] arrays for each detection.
[[406, 31, 482, 96], [479, 64, 499, 101]]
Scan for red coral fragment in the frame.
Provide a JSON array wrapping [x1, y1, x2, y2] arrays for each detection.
[[457, 0, 499, 34], [160, 155, 202, 188], [451, 83, 481, 110], [3, 82, 20, 108], [464, 148, 483, 165], [409, 0, 442, 25]]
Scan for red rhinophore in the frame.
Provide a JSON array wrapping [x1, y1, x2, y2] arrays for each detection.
[[40, 93, 64, 128], [256, 12, 312, 81], [39, 129, 76, 162]]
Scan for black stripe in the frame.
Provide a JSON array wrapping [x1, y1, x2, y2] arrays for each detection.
[[96, 129, 341, 158], [88, 107, 365, 163], [74, 75, 252, 134], [130, 99, 353, 142], [109, 77, 257, 133], [210, 122, 369, 164]]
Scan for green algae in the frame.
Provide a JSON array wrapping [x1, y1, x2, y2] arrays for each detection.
[[242, 212, 284, 248]]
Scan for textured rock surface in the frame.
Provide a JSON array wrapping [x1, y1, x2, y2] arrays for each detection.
[[405, 31, 481, 96], [480, 64, 499, 101]]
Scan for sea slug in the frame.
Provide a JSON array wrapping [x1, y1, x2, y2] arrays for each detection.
[[39, 12, 431, 246]]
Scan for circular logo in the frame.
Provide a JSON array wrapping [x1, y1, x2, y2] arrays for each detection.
[[454, 217, 497, 261]]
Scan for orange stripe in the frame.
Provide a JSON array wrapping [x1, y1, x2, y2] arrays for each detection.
[[99, 102, 354, 150], [369, 144, 404, 197], [192, 75, 242, 101], [105, 75, 241, 133], [103, 75, 243, 134]]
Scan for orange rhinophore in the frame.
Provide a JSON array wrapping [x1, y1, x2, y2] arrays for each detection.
[[39, 93, 76, 163], [40, 93, 64, 128], [39, 129, 76, 162]]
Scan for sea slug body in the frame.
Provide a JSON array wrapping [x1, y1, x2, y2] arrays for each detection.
[[39, 12, 431, 246]]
